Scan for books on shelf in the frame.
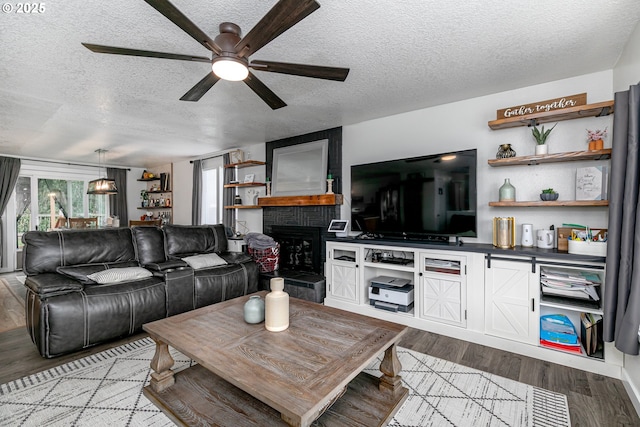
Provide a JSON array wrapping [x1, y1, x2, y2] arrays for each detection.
[[540, 339, 584, 354], [580, 312, 604, 357], [540, 267, 601, 302], [424, 259, 460, 274], [540, 314, 579, 345]]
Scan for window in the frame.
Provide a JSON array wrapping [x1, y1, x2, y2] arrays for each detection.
[[201, 156, 224, 224]]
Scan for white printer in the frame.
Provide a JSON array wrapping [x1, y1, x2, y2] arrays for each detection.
[[369, 276, 414, 312]]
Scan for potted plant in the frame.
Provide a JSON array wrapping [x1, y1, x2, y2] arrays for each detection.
[[531, 123, 557, 155], [586, 127, 607, 151], [540, 188, 559, 201]]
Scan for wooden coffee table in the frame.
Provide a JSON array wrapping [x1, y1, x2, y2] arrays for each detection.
[[142, 291, 408, 427]]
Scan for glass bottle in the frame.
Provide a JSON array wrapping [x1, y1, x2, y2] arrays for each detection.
[[499, 178, 516, 201]]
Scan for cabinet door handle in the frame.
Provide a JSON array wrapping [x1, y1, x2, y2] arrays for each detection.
[[355, 264, 359, 268], [531, 298, 535, 312]]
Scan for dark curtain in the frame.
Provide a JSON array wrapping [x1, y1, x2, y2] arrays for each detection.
[[604, 83, 640, 355], [0, 157, 21, 268], [192, 160, 202, 225], [223, 153, 234, 230], [107, 167, 128, 225]]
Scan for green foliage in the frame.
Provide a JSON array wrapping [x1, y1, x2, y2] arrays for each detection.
[[541, 188, 557, 194], [531, 123, 557, 145]]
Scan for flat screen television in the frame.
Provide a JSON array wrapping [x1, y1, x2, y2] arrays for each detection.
[[350, 149, 477, 239]]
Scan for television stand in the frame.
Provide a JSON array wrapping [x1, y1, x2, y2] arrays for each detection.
[[421, 235, 449, 244]]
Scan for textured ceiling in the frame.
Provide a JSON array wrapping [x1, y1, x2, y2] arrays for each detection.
[[1, 0, 639, 168]]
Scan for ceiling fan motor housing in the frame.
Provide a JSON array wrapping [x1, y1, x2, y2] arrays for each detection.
[[214, 22, 244, 58]]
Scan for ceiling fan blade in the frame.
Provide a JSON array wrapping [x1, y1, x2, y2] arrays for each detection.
[[243, 72, 286, 110], [143, 0, 221, 54], [250, 60, 349, 81], [180, 73, 220, 101], [235, 0, 319, 57], [81, 43, 211, 63]]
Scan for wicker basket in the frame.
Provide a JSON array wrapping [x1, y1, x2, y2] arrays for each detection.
[[248, 243, 280, 273]]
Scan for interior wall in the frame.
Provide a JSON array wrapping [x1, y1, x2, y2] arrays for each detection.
[[342, 70, 614, 244], [614, 20, 640, 92], [612, 19, 640, 416], [172, 160, 192, 225]]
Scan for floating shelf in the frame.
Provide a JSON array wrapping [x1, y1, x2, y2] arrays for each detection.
[[258, 194, 343, 207], [147, 190, 172, 193], [489, 200, 609, 207], [223, 182, 266, 188], [488, 100, 614, 130], [224, 205, 261, 209], [138, 206, 172, 209], [137, 177, 161, 181], [224, 160, 266, 169], [488, 149, 611, 167]]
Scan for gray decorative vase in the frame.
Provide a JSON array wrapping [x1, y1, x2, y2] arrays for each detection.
[[243, 295, 265, 324], [499, 178, 516, 201]]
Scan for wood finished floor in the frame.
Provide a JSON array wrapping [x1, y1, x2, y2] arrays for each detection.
[[1, 273, 638, 426]]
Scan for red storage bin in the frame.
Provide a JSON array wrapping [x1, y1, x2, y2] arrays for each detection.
[[248, 243, 280, 272]]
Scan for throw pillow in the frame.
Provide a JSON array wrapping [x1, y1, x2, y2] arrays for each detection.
[[87, 267, 153, 284], [57, 262, 139, 285], [182, 253, 228, 270]]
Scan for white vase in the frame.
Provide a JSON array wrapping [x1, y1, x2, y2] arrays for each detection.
[[265, 278, 289, 332], [535, 144, 548, 155]]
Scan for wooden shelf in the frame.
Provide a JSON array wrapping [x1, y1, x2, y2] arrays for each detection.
[[488, 100, 614, 130], [224, 160, 266, 169], [224, 205, 261, 209], [489, 200, 609, 207], [137, 177, 161, 181], [223, 182, 266, 188], [258, 194, 343, 207], [488, 149, 611, 167], [147, 190, 172, 193], [138, 206, 172, 209]]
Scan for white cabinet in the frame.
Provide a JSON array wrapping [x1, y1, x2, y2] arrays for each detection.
[[419, 253, 467, 327], [326, 244, 360, 304], [484, 258, 538, 345]]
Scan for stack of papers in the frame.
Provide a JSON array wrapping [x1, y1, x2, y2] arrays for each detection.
[[540, 267, 601, 301]]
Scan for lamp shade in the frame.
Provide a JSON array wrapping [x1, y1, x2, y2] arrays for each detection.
[[87, 178, 118, 195]]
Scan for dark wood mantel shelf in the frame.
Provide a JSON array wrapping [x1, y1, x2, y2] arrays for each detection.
[[258, 194, 343, 207]]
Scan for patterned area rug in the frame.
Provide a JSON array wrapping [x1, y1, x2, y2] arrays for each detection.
[[0, 337, 570, 427]]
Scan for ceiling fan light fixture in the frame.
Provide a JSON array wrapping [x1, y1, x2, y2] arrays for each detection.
[[212, 57, 249, 81]]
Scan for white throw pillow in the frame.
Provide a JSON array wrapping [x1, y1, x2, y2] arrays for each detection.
[[87, 267, 153, 284], [182, 253, 227, 270]]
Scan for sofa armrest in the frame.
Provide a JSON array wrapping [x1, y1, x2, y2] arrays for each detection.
[[219, 252, 253, 264], [24, 273, 84, 297], [144, 260, 189, 273]]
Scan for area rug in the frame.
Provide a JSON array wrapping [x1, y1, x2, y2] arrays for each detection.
[[0, 337, 570, 427]]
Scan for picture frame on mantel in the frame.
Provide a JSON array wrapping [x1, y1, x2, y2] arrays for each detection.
[[272, 139, 329, 196]]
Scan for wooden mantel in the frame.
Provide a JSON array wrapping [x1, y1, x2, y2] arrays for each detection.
[[258, 194, 343, 207]]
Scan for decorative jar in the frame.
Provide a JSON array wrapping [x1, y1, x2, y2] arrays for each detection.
[[243, 295, 265, 324], [496, 144, 516, 159], [265, 278, 289, 332], [498, 178, 516, 202]]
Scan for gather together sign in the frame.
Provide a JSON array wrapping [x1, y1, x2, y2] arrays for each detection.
[[496, 93, 587, 120]]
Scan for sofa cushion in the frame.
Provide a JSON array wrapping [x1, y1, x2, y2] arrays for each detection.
[[23, 228, 137, 275], [87, 267, 153, 284], [132, 226, 167, 265], [56, 261, 139, 285], [182, 253, 227, 270], [163, 224, 228, 256]]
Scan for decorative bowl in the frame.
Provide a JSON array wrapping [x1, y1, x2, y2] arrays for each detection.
[[540, 193, 559, 201]]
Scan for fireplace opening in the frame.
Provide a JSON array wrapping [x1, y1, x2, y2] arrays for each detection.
[[269, 225, 322, 274]]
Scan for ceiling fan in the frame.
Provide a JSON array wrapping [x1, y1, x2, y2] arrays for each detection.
[[82, 0, 349, 109]]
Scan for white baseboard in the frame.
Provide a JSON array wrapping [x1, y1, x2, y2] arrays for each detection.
[[623, 368, 640, 418]]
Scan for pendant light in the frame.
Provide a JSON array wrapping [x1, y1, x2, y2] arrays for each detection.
[[87, 149, 118, 195]]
